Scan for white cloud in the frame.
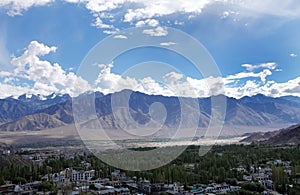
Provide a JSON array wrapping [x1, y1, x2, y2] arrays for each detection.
[[95, 62, 140, 94], [2, 0, 300, 39], [0, 71, 12, 77], [0, 0, 54, 16], [220, 63, 300, 98], [62, 0, 300, 21], [113, 35, 128, 39], [0, 0, 299, 100], [73, 59, 300, 98], [160, 42, 177, 46], [3, 77, 15, 84], [0, 41, 91, 97], [84, 0, 125, 13], [185, 76, 225, 97], [103, 29, 120, 35], [135, 20, 146, 27], [140, 77, 170, 96], [265, 77, 300, 97], [241, 62, 277, 71], [2, 0, 300, 22], [2, 51, 300, 98], [0, 38, 297, 99], [231, 0, 300, 18], [123, 0, 215, 22], [225, 80, 261, 98], [221, 11, 230, 19], [94, 63, 225, 98], [135, 19, 159, 27], [163, 72, 183, 84], [174, 20, 184, 25], [225, 69, 272, 83], [143, 26, 168, 37], [0, 83, 30, 98], [146, 19, 159, 27], [92, 17, 114, 29], [290, 53, 297, 58]]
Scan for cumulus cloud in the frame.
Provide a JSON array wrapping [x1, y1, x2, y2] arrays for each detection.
[[226, 69, 272, 83], [94, 63, 225, 98], [113, 35, 128, 39], [163, 72, 183, 84], [186, 76, 225, 97], [2, 0, 300, 37], [1, 0, 299, 99], [123, 0, 216, 22], [0, 41, 90, 97], [221, 11, 230, 19], [174, 20, 184, 25], [140, 77, 171, 96], [143, 26, 168, 36], [135, 19, 160, 27], [95, 63, 140, 94], [68, 59, 300, 98], [0, 0, 54, 16], [93, 59, 300, 98], [2, 0, 300, 25], [266, 77, 300, 97], [92, 16, 114, 29], [2, 53, 300, 98], [231, 0, 300, 18], [0, 83, 31, 98], [160, 42, 177, 46], [220, 62, 300, 98], [225, 80, 261, 98], [103, 29, 120, 35], [0, 0, 217, 34], [61, 0, 300, 22], [241, 62, 277, 71]]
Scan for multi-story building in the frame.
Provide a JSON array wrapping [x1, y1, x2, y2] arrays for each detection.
[[71, 170, 95, 182]]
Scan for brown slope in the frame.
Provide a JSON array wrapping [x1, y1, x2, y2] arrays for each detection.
[[261, 124, 300, 145], [0, 113, 66, 131], [241, 124, 300, 145]]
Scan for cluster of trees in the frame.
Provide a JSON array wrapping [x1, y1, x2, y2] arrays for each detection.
[[0, 164, 39, 185], [1, 144, 300, 194]]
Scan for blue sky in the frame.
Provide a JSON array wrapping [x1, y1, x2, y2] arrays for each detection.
[[0, 0, 299, 98]]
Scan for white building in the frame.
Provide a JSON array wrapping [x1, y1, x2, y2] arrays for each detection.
[[206, 183, 241, 194], [2, 150, 11, 155], [71, 170, 95, 182]]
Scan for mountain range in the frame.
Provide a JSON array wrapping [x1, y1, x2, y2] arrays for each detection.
[[241, 124, 300, 145], [0, 90, 300, 132]]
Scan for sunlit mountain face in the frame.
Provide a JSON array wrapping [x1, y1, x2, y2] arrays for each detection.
[[0, 90, 299, 132]]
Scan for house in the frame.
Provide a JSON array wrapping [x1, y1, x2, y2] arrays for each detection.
[[236, 166, 246, 173], [206, 183, 241, 194], [163, 183, 184, 194], [0, 184, 15, 193], [109, 180, 122, 188], [89, 178, 110, 185], [71, 170, 95, 182], [2, 149, 11, 155], [98, 187, 130, 195], [80, 161, 91, 168], [253, 173, 270, 182], [137, 178, 151, 193], [259, 180, 274, 190], [243, 175, 252, 181]]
